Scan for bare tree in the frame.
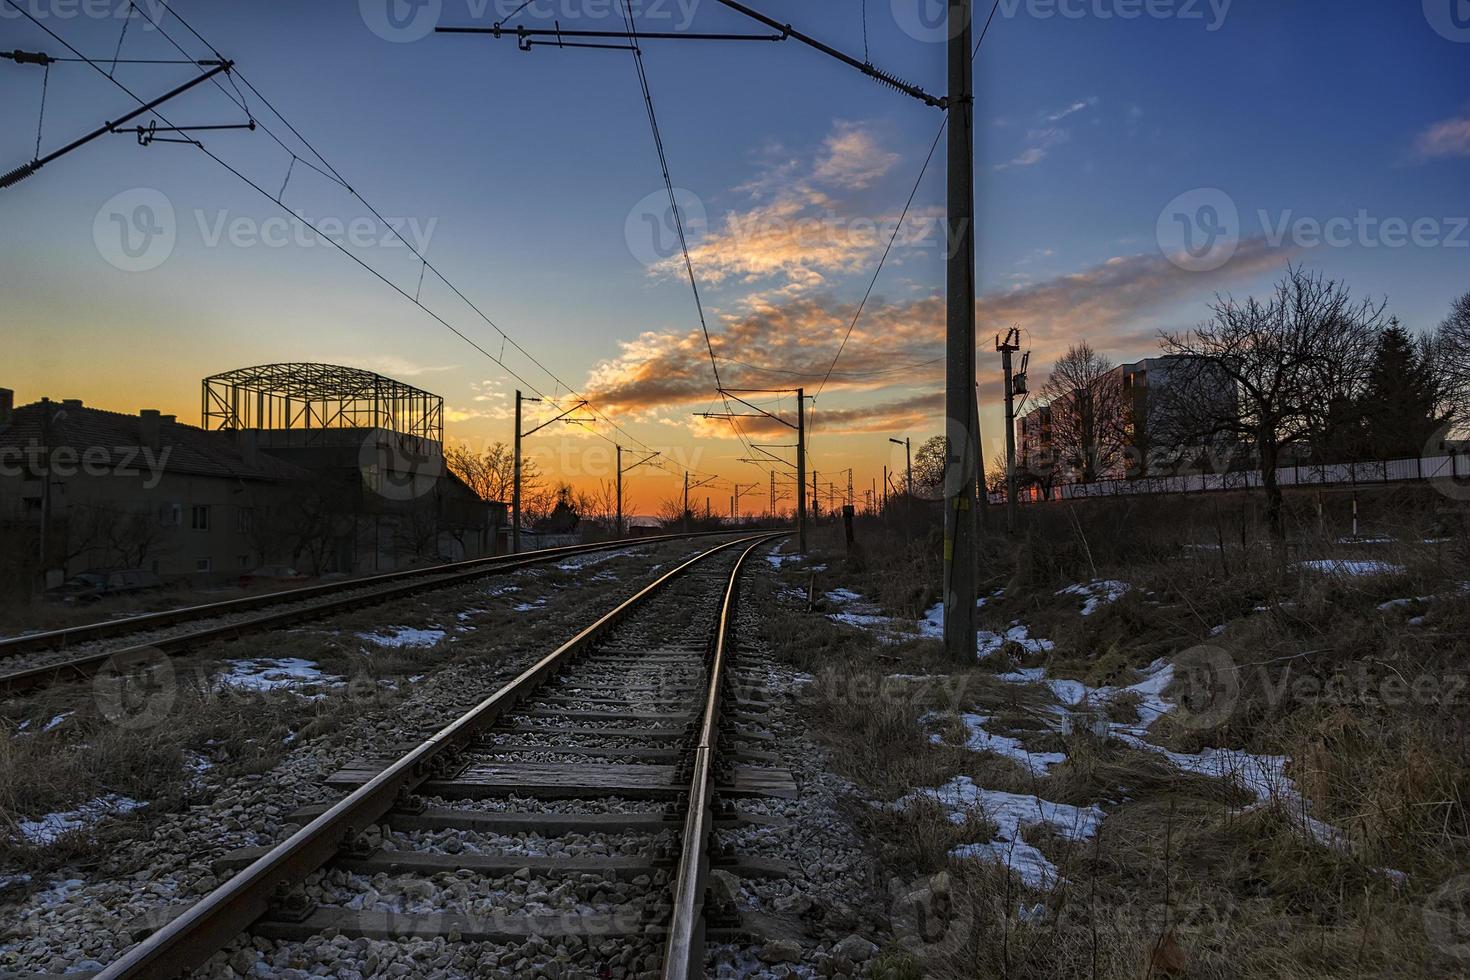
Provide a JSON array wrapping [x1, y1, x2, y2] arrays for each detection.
[[1040, 341, 1129, 484], [1161, 265, 1386, 539], [444, 441, 541, 503], [1434, 290, 1470, 430]]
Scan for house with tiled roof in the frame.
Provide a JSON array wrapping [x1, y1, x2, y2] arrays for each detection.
[[0, 389, 316, 586]]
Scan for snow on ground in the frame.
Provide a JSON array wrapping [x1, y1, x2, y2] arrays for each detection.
[[896, 777, 1103, 888], [765, 543, 801, 568], [991, 657, 1346, 847], [920, 604, 1055, 658], [1055, 580, 1130, 616], [513, 598, 548, 612], [13, 711, 74, 737], [217, 658, 341, 697], [358, 626, 447, 648], [1296, 559, 1406, 577], [554, 547, 635, 571], [15, 796, 146, 846], [929, 713, 1067, 776], [1377, 595, 1434, 611]]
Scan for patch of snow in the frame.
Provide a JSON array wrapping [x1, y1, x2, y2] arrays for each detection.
[[1056, 580, 1130, 616], [359, 626, 447, 648], [826, 588, 863, 604], [486, 583, 521, 596], [16, 796, 146, 845], [1208, 624, 1227, 636], [513, 598, 548, 612], [897, 777, 1102, 888], [1295, 559, 1405, 577], [456, 608, 488, 622], [1377, 596, 1434, 611], [14, 711, 74, 737], [218, 658, 341, 697], [1336, 535, 1392, 545], [925, 605, 1053, 657], [932, 713, 1067, 775], [556, 547, 635, 571], [765, 545, 801, 569]]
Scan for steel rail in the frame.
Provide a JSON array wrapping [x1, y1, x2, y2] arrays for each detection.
[[94, 531, 785, 980], [1, 530, 757, 659], [661, 535, 772, 978]]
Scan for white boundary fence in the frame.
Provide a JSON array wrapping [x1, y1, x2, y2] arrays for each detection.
[[994, 452, 1470, 505]]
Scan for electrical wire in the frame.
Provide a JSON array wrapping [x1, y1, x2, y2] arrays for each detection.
[[145, 1, 728, 488], [811, 0, 1004, 403]]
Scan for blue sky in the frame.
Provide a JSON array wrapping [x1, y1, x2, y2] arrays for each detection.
[[2, 0, 1467, 507]]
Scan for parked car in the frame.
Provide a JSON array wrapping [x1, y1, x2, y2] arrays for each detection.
[[239, 566, 309, 590], [46, 568, 164, 603]]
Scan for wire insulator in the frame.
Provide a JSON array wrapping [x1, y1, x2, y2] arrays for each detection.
[[5, 49, 54, 66], [0, 161, 40, 188]]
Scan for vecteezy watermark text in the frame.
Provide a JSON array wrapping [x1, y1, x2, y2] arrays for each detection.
[[890, 0, 1230, 42], [93, 187, 438, 273], [0, 443, 171, 490]]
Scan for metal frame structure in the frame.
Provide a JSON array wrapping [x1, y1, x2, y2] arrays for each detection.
[[201, 363, 443, 445]]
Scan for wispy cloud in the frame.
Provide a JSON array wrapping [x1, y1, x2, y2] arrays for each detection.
[[587, 238, 1292, 430], [1411, 113, 1470, 161], [994, 97, 1098, 171], [650, 122, 920, 298]]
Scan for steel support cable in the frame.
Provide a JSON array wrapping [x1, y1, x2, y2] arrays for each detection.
[[2, 3, 570, 419], [149, 4, 658, 451], [811, 0, 1003, 402], [56, 1, 687, 475], [616, 0, 772, 477]]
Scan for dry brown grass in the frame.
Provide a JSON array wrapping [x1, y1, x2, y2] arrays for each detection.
[[765, 502, 1470, 979]]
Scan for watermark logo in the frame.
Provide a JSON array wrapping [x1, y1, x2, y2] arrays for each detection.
[[625, 187, 706, 268], [1424, 0, 1470, 42], [360, 0, 443, 42], [93, 647, 177, 730], [1425, 874, 1470, 962], [893, 0, 1231, 41], [93, 187, 175, 273], [889, 871, 972, 961], [1157, 188, 1239, 272], [890, 0, 958, 43], [1169, 644, 1239, 729], [360, 431, 446, 501]]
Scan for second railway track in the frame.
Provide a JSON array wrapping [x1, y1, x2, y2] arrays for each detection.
[[0, 531, 753, 692], [91, 531, 791, 979]]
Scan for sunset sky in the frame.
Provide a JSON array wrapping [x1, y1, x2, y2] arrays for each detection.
[[3, 1, 1467, 513]]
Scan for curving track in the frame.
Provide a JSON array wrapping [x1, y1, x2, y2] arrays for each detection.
[[91, 531, 790, 979]]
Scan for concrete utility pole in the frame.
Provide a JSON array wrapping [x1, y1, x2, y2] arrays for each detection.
[[796, 387, 806, 552], [683, 471, 690, 534], [811, 470, 819, 521], [944, 0, 979, 663], [440, 0, 973, 655], [514, 392, 590, 554], [616, 445, 660, 537], [996, 326, 1024, 532], [512, 391, 530, 554]]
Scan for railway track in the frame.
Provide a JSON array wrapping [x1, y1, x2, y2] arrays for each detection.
[[90, 531, 791, 979], [0, 531, 752, 692]]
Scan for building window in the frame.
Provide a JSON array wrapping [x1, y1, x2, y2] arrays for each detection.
[[195, 558, 212, 573], [160, 503, 181, 526], [190, 505, 211, 531], [237, 507, 255, 533]]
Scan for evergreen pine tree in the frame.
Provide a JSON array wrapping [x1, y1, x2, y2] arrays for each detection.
[[1360, 319, 1441, 459]]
